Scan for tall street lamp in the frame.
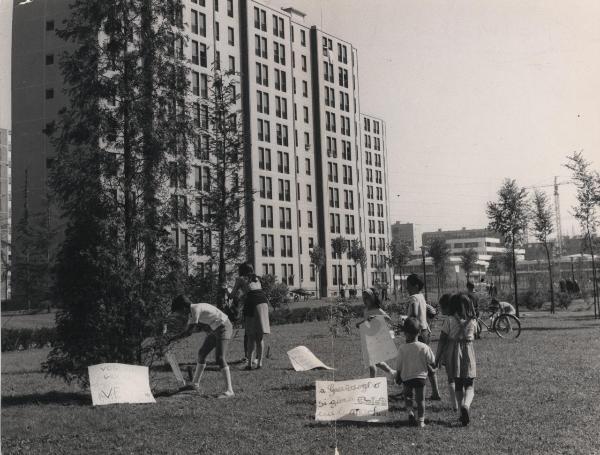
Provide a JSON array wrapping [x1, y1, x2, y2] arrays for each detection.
[[420, 246, 428, 302]]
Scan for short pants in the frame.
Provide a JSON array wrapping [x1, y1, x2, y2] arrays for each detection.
[[454, 377, 474, 390]]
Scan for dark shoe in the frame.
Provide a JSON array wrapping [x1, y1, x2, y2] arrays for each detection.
[[243, 365, 253, 371], [460, 406, 470, 426], [408, 414, 417, 426], [429, 395, 441, 401]]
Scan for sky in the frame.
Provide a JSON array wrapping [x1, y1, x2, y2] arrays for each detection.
[[267, 0, 600, 237]]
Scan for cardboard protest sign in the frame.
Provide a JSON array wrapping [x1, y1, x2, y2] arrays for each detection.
[[359, 317, 398, 369], [88, 363, 156, 406], [315, 377, 388, 421], [287, 346, 333, 371]]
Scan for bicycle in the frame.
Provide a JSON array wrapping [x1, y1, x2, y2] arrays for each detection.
[[476, 309, 521, 339]]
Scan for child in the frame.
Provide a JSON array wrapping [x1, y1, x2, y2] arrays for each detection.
[[356, 288, 397, 379], [406, 273, 441, 400], [167, 294, 235, 398], [435, 293, 477, 425], [395, 317, 436, 427], [434, 294, 458, 412]]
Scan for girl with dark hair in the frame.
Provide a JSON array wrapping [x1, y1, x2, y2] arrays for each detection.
[[435, 293, 458, 412], [231, 263, 271, 370], [435, 292, 478, 425], [356, 288, 397, 379], [406, 273, 441, 400]]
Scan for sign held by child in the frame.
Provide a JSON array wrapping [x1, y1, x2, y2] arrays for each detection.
[[287, 346, 333, 371], [315, 377, 388, 421], [359, 318, 398, 369], [88, 363, 156, 406]]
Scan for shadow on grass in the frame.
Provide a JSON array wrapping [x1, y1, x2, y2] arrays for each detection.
[[522, 325, 599, 332], [272, 384, 314, 392], [1, 391, 91, 407]]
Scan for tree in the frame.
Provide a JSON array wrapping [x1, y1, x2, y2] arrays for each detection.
[[487, 179, 529, 317], [487, 255, 504, 289], [565, 151, 600, 318], [309, 245, 326, 299], [190, 70, 247, 307], [349, 240, 367, 291], [11, 171, 54, 309], [427, 238, 451, 297], [460, 248, 478, 284], [43, 0, 191, 385], [531, 189, 556, 313], [331, 236, 348, 297], [389, 239, 410, 295]]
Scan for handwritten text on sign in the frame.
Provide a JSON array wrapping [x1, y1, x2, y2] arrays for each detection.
[[315, 377, 388, 421], [88, 363, 156, 406], [287, 346, 333, 371], [359, 317, 398, 369]]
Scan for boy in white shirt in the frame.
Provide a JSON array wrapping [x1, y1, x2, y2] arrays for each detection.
[[167, 295, 234, 398], [395, 317, 436, 427]]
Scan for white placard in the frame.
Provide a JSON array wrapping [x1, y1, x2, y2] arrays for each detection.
[[287, 346, 333, 371], [315, 377, 388, 421], [88, 363, 156, 406], [359, 317, 398, 369]]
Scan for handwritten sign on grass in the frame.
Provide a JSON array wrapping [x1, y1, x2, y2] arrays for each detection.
[[315, 377, 388, 421], [88, 363, 155, 406], [287, 346, 333, 371]]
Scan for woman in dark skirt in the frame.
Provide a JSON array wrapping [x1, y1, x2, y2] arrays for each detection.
[[233, 263, 271, 370]]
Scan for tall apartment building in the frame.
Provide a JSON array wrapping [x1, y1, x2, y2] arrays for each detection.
[[11, 0, 391, 298]]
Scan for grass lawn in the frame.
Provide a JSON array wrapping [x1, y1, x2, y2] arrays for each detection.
[[2, 311, 600, 454], [1, 311, 57, 330]]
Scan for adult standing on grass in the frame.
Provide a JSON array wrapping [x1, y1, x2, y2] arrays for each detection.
[[232, 263, 271, 370], [167, 295, 235, 398], [406, 273, 441, 401]]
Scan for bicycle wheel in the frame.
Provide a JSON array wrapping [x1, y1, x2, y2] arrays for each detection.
[[493, 314, 521, 339]]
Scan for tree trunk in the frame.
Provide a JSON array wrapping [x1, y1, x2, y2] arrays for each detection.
[[512, 240, 520, 317], [544, 243, 555, 314], [586, 230, 598, 319]]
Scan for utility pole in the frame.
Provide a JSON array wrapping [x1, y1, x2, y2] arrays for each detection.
[[554, 176, 563, 257], [420, 246, 428, 302]]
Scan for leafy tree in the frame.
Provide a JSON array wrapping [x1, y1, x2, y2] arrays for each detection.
[[331, 236, 348, 297], [43, 0, 191, 385], [189, 70, 246, 307], [531, 189, 556, 313], [427, 238, 451, 296], [565, 151, 600, 318], [389, 239, 410, 295], [309, 245, 326, 299], [460, 248, 478, 284], [11, 172, 54, 309], [349, 240, 367, 291], [487, 179, 529, 317]]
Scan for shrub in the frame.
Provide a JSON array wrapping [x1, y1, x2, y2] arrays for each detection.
[[268, 282, 290, 309], [1, 327, 56, 352], [556, 291, 573, 309]]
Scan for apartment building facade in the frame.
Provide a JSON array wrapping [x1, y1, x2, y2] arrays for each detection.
[[11, 0, 391, 298]]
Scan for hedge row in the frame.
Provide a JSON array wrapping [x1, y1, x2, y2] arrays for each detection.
[[1, 301, 407, 352], [1, 327, 56, 352]]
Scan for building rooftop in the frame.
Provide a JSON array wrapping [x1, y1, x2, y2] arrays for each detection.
[[281, 7, 306, 18]]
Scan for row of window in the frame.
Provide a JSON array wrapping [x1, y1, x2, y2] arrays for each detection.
[[363, 117, 381, 134], [366, 202, 386, 218], [367, 220, 387, 234], [365, 169, 384, 184], [328, 188, 355, 210], [327, 162, 354, 185], [323, 63, 350, 89], [325, 112, 352, 136], [365, 151, 383, 167], [369, 237, 387, 252], [364, 135, 382, 151], [366, 186, 385, 201]]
